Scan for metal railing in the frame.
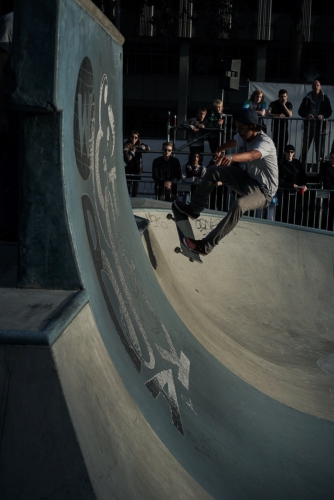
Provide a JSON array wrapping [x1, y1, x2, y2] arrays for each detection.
[[125, 113, 334, 232], [127, 176, 334, 232]]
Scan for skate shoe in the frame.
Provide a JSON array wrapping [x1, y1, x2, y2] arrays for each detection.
[[183, 237, 209, 256], [173, 200, 200, 220]]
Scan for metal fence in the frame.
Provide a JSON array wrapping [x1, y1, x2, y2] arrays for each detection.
[[125, 114, 334, 232]]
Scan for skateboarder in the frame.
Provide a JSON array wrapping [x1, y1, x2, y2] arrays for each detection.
[[173, 108, 278, 255]]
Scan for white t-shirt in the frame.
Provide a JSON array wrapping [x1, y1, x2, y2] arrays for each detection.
[[234, 131, 278, 197]]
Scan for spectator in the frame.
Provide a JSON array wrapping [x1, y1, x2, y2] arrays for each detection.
[[181, 152, 206, 203], [267, 89, 292, 162], [152, 142, 181, 201], [206, 99, 224, 153], [180, 108, 207, 154], [243, 89, 267, 117], [277, 144, 307, 225], [298, 80, 332, 165], [320, 152, 334, 230], [321, 153, 334, 190], [123, 131, 149, 197]]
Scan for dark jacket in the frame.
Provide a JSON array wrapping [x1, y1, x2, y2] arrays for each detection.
[[320, 162, 334, 190], [279, 158, 307, 189], [181, 162, 206, 182], [206, 110, 224, 140], [298, 91, 332, 119], [152, 156, 181, 185], [124, 141, 149, 175], [180, 117, 207, 147]]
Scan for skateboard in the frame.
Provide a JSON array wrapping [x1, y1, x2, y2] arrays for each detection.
[[167, 204, 202, 264]]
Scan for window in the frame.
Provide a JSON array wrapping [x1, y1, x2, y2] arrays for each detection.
[[191, 44, 254, 79], [123, 42, 180, 75], [266, 47, 291, 80], [123, 106, 177, 139]]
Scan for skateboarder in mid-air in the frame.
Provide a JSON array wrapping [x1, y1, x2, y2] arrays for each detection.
[[173, 109, 278, 255]]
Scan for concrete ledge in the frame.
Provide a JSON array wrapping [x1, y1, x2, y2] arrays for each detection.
[[75, 0, 124, 45], [0, 289, 89, 346]]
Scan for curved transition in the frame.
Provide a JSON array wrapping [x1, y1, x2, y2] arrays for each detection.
[[4, 1, 334, 499]]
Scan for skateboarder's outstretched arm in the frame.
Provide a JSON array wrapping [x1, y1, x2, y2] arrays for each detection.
[[215, 149, 262, 167], [215, 139, 238, 155]]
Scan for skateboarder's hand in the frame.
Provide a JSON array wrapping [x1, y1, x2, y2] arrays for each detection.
[[215, 154, 232, 167], [164, 181, 172, 190]]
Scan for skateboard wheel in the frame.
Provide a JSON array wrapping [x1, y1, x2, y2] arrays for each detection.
[[174, 247, 181, 253], [189, 258, 194, 262], [167, 213, 173, 220]]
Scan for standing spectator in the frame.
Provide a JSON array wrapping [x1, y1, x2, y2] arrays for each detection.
[[206, 99, 224, 153], [123, 131, 149, 197], [277, 144, 307, 225], [152, 142, 181, 201], [243, 89, 267, 117], [320, 152, 334, 230], [181, 152, 206, 203], [180, 108, 207, 154], [298, 80, 332, 165], [267, 89, 293, 162], [243, 88, 267, 135]]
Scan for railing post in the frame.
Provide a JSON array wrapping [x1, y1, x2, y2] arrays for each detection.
[[167, 111, 171, 143]]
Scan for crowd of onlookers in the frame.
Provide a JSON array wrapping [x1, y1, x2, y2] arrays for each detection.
[[124, 81, 334, 230]]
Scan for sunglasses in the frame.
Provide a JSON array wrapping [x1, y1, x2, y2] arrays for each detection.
[[286, 150, 294, 153], [131, 135, 138, 139], [163, 148, 172, 152]]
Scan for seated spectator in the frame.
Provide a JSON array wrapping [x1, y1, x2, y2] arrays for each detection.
[[267, 89, 292, 162], [152, 142, 181, 201], [243, 89, 267, 117], [181, 152, 206, 203], [123, 131, 149, 197], [206, 99, 224, 153], [321, 153, 334, 190], [180, 108, 207, 154], [277, 144, 307, 225], [320, 152, 334, 230]]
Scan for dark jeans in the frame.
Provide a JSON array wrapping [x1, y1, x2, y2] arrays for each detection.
[[126, 175, 141, 197], [189, 166, 271, 252], [301, 120, 326, 164], [155, 183, 178, 201], [272, 121, 289, 162]]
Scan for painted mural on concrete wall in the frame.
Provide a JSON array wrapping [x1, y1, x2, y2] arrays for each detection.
[[73, 56, 192, 435]]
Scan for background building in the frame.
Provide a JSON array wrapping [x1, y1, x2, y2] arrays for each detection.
[[113, 0, 334, 138]]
